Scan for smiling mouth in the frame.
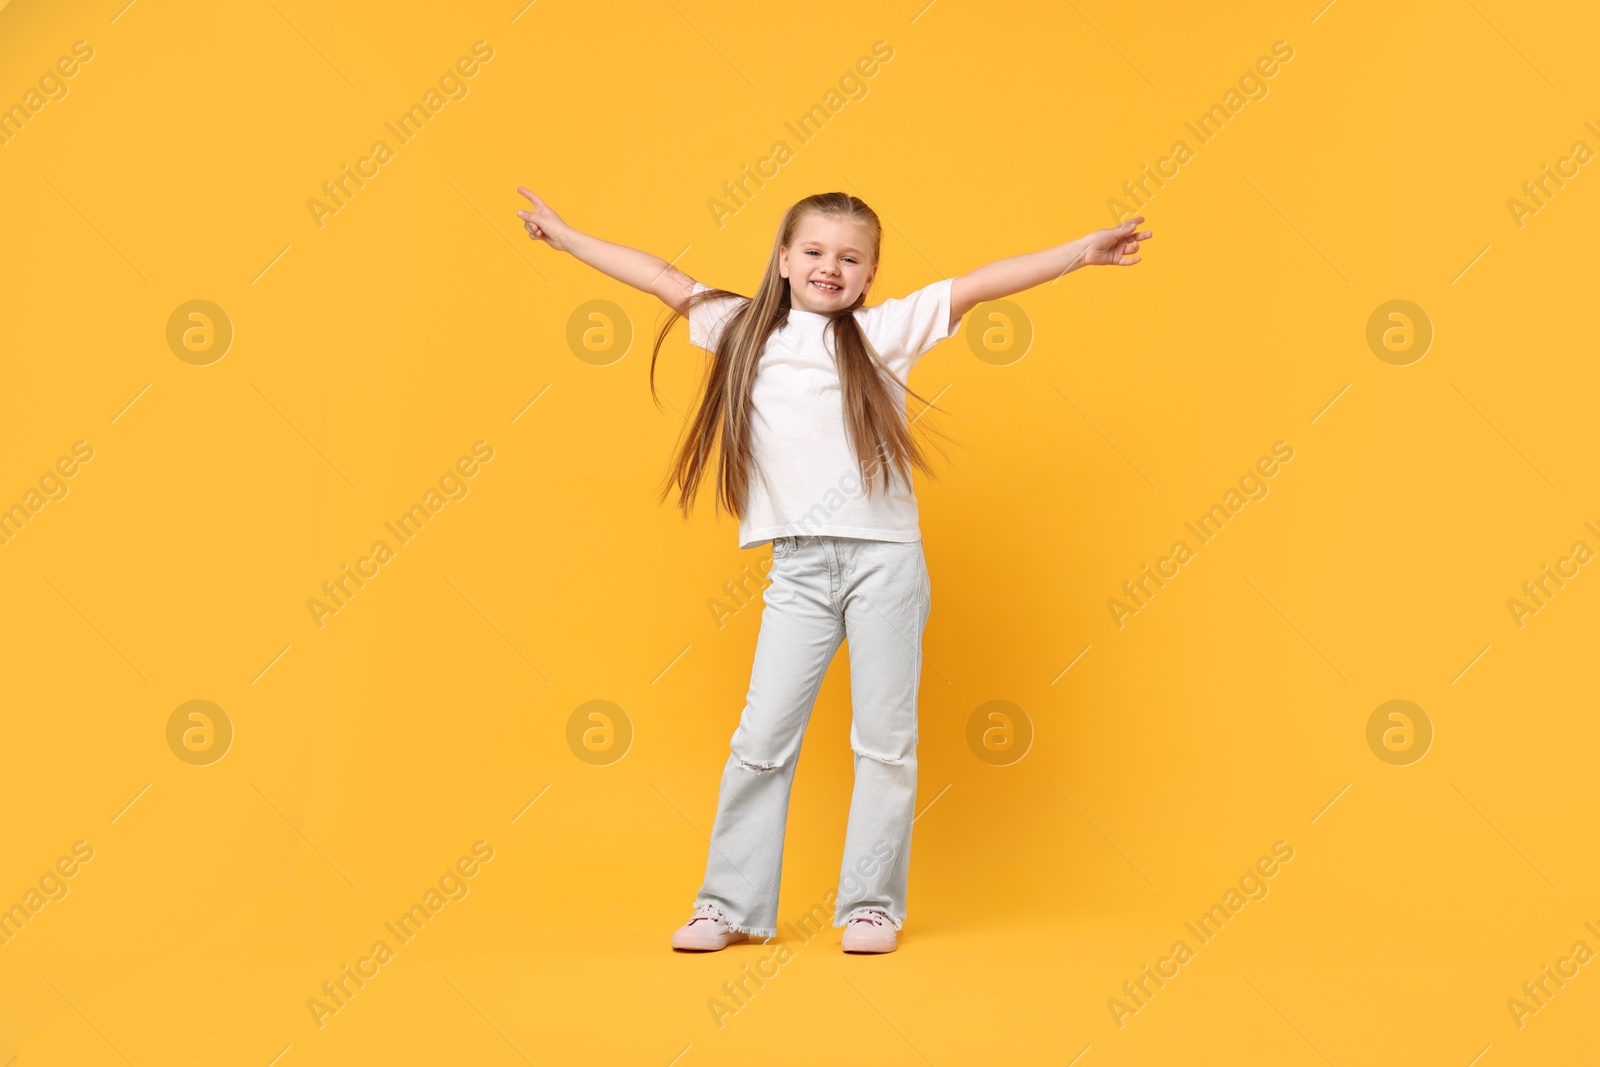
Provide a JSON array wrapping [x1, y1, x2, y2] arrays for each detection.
[[810, 280, 842, 293]]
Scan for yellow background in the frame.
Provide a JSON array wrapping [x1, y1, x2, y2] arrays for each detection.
[[2, 0, 1597, 1063]]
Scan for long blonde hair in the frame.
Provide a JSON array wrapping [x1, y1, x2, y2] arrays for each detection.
[[649, 192, 953, 520]]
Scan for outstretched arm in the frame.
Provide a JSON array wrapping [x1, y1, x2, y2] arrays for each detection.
[[516, 187, 696, 314], [949, 216, 1152, 331]]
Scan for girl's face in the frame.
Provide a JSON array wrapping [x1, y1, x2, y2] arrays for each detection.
[[779, 214, 877, 314]]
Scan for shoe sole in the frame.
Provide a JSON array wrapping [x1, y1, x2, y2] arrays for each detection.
[[671, 932, 748, 952]]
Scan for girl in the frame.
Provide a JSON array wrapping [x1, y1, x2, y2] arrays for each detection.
[[516, 188, 1150, 953]]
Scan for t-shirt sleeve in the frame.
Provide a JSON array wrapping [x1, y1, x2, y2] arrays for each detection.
[[856, 277, 963, 375], [688, 281, 747, 352]]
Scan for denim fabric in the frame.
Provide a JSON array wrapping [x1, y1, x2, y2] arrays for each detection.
[[693, 534, 931, 938]]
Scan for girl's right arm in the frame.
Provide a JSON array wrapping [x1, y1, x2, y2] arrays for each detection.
[[516, 187, 695, 314]]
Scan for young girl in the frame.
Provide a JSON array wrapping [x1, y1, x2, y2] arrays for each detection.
[[517, 188, 1150, 953]]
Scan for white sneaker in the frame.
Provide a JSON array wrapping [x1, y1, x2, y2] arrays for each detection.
[[671, 903, 749, 951], [841, 907, 898, 953]]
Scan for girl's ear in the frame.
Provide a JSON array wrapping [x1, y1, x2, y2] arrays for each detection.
[[778, 246, 789, 279]]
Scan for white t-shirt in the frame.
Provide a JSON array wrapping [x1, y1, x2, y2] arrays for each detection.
[[688, 278, 964, 549]]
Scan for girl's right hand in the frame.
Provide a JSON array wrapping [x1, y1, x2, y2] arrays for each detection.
[[516, 186, 571, 252]]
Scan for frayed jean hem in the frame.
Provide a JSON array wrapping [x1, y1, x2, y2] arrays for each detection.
[[730, 922, 778, 940]]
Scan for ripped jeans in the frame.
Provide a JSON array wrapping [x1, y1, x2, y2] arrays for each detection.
[[693, 534, 931, 939]]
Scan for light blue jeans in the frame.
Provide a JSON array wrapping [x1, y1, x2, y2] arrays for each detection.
[[694, 534, 931, 939]]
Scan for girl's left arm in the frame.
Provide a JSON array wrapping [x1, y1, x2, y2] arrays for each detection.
[[949, 216, 1152, 331]]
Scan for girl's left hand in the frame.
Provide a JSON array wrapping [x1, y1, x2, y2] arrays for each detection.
[[1082, 216, 1152, 266]]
